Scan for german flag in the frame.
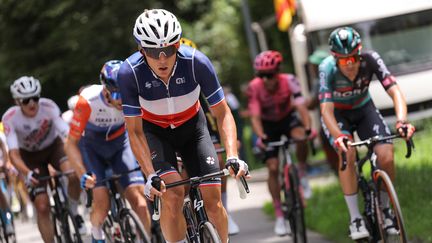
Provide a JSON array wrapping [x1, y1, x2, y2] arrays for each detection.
[[274, 0, 296, 32]]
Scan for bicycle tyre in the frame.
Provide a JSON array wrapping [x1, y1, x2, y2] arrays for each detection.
[[287, 164, 307, 243], [102, 214, 115, 243], [198, 221, 221, 243], [119, 209, 150, 243], [52, 209, 63, 243], [61, 210, 83, 243], [151, 220, 165, 243], [374, 170, 407, 243]]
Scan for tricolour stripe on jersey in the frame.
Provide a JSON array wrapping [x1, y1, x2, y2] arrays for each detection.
[[141, 101, 200, 128], [138, 85, 200, 115]]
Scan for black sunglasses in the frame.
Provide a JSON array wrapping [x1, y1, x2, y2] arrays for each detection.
[[143, 45, 177, 59], [257, 73, 276, 79], [20, 96, 40, 105]]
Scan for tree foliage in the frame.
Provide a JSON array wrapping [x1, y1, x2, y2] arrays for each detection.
[[0, 0, 291, 112]]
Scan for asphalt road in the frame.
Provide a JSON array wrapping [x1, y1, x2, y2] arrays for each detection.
[[15, 168, 336, 243]]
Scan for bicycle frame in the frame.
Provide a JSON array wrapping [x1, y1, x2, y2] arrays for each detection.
[[341, 134, 414, 242]]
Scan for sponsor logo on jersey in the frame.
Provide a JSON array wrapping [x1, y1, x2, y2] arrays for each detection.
[[206, 156, 215, 165], [333, 86, 368, 98], [176, 77, 186, 85], [145, 82, 152, 89]]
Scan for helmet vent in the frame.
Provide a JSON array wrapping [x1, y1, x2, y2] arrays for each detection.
[[169, 35, 179, 44], [144, 40, 157, 46], [150, 25, 160, 39], [164, 22, 168, 38]]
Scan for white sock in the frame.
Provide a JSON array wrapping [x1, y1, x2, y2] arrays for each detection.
[[344, 194, 362, 222], [91, 226, 105, 240], [166, 238, 187, 243], [69, 198, 79, 216], [221, 192, 228, 211], [380, 191, 390, 209]]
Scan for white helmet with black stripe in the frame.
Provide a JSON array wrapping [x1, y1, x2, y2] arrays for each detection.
[[133, 9, 182, 48], [10, 76, 41, 99]]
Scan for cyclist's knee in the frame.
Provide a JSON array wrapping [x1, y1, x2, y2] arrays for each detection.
[[34, 196, 50, 216], [162, 187, 184, 210], [125, 186, 148, 211], [266, 158, 279, 174]]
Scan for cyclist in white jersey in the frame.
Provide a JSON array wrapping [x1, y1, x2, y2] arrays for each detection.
[[2, 76, 85, 242]]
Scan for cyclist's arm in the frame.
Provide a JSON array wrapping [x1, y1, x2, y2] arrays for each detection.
[[9, 149, 30, 176], [64, 136, 86, 177], [250, 115, 265, 139], [210, 100, 239, 158], [320, 102, 342, 139], [64, 95, 91, 177], [124, 116, 155, 177], [295, 103, 312, 131], [386, 85, 408, 123]]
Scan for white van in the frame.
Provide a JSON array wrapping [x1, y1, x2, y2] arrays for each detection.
[[290, 0, 432, 122]]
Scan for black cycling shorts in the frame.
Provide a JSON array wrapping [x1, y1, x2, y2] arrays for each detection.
[[143, 108, 221, 185], [262, 111, 303, 161], [321, 100, 392, 149]]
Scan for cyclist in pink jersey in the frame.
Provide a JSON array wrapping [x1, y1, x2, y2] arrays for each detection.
[[247, 50, 315, 236], [2, 76, 85, 242]]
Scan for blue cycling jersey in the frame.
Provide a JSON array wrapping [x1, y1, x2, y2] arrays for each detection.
[[118, 45, 225, 128]]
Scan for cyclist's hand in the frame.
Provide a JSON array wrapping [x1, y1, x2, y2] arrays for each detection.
[[225, 157, 250, 179], [334, 134, 350, 152], [80, 172, 96, 189], [144, 173, 166, 201], [25, 170, 39, 187], [255, 134, 268, 150], [305, 128, 318, 140], [396, 121, 415, 140]]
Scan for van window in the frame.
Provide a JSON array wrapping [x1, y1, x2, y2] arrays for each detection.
[[309, 9, 432, 75]]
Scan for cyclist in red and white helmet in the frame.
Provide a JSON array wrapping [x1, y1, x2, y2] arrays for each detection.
[[247, 50, 315, 236]]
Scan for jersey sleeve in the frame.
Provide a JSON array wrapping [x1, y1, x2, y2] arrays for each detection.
[[1, 110, 18, 150], [285, 74, 305, 105], [367, 51, 397, 90], [318, 58, 335, 104], [246, 82, 261, 117], [118, 61, 143, 117], [193, 50, 225, 107], [42, 99, 69, 139], [69, 96, 91, 139]]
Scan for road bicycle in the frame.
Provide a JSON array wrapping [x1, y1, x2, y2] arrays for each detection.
[[0, 171, 15, 243], [341, 134, 414, 243], [266, 137, 308, 243], [86, 168, 151, 243], [152, 166, 249, 243], [37, 170, 83, 243]]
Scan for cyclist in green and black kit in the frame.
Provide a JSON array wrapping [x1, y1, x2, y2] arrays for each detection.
[[319, 27, 415, 240]]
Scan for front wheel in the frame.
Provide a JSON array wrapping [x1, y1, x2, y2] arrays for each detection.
[[119, 209, 150, 243], [287, 164, 307, 243], [199, 221, 221, 243], [374, 170, 407, 243], [61, 210, 83, 243]]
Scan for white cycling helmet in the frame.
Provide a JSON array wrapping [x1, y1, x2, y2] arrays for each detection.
[[10, 76, 41, 99], [133, 9, 182, 48]]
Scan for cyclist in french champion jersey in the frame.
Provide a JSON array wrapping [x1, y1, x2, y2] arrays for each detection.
[[2, 76, 85, 242], [64, 60, 151, 242], [118, 9, 249, 243], [319, 27, 415, 240], [246, 50, 315, 236]]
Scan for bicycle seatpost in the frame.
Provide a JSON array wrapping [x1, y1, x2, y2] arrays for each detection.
[[152, 177, 162, 221]]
